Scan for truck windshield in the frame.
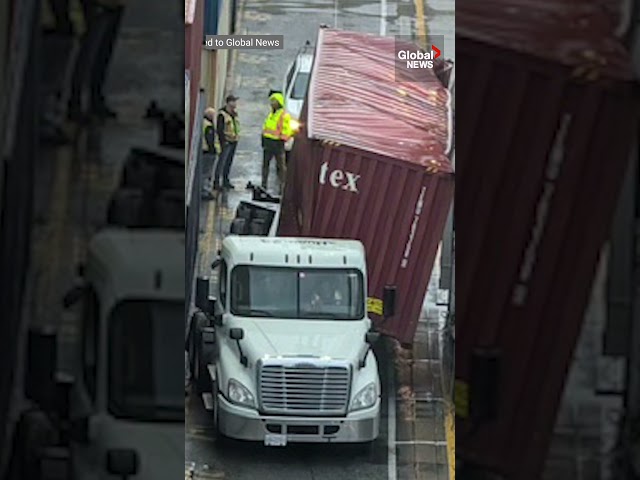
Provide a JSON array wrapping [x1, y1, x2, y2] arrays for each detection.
[[291, 72, 310, 99], [108, 300, 184, 422], [231, 266, 364, 320]]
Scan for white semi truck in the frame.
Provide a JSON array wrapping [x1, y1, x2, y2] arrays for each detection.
[[65, 228, 184, 479], [189, 235, 385, 446], [15, 147, 185, 480]]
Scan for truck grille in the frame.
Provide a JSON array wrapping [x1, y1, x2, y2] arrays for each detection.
[[259, 361, 351, 416]]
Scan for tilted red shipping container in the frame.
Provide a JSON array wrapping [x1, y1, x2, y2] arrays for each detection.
[[278, 28, 454, 345], [455, 0, 637, 478]]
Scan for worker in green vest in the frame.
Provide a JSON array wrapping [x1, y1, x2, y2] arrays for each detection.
[[213, 95, 240, 191], [261, 92, 291, 191]]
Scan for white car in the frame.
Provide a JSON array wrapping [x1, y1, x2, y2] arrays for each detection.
[[283, 43, 314, 149]]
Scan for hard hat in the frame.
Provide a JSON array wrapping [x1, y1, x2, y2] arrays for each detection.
[[269, 92, 285, 107]]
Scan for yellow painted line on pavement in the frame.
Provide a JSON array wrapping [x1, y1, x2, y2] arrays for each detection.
[[201, 197, 217, 274], [414, 0, 428, 49], [445, 402, 455, 480], [185, 432, 216, 443]]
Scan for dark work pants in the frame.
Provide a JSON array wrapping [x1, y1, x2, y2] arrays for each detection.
[[214, 142, 238, 187], [201, 151, 216, 193], [70, 2, 124, 111], [47, 0, 73, 34], [91, 5, 123, 105], [262, 138, 286, 190]]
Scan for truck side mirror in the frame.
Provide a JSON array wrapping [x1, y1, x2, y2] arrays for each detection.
[[365, 331, 380, 345], [383, 286, 397, 318], [195, 277, 211, 313], [211, 258, 221, 270], [229, 328, 244, 340], [106, 449, 139, 478], [229, 328, 248, 367], [359, 332, 379, 369]]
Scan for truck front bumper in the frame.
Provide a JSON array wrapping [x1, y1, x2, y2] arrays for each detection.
[[217, 395, 380, 443]]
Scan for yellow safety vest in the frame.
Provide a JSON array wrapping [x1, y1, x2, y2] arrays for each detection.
[[202, 118, 214, 152], [262, 108, 291, 141], [41, 0, 87, 34], [219, 109, 240, 142]]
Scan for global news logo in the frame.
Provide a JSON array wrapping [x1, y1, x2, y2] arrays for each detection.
[[397, 44, 441, 69]]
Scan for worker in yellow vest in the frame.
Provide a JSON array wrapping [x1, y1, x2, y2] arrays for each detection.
[[40, 0, 88, 144], [42, 0, 86, 35], [261, 92, 291, 191], [201, 107, 218, 200], [203, 108, 216, 153], [213, 95, 240, 191]]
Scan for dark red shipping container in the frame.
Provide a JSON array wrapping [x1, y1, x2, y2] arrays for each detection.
[[455, 0, 637, 478], [185, 0, 204, 137], [278, 29, 455, 345]]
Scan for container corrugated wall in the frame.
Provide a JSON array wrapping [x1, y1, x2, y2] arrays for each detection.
[[279, 28, 455, 345], [280, 131, 454, 345], [455, 33, 637, 480]]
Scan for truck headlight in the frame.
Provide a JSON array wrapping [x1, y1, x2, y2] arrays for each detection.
[[351, 383, 378, 411], [228, 379, 255, 408]]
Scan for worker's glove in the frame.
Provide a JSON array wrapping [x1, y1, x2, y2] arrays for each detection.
[[261, 136, 266, 148]]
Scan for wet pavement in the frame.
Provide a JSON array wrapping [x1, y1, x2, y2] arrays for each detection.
[[188, 0, 454, 479]]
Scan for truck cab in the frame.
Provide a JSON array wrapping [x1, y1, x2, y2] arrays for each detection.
[[59, 147, 185, 479], [67, 228, 184, 479], [191, 236, 381, 445]]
